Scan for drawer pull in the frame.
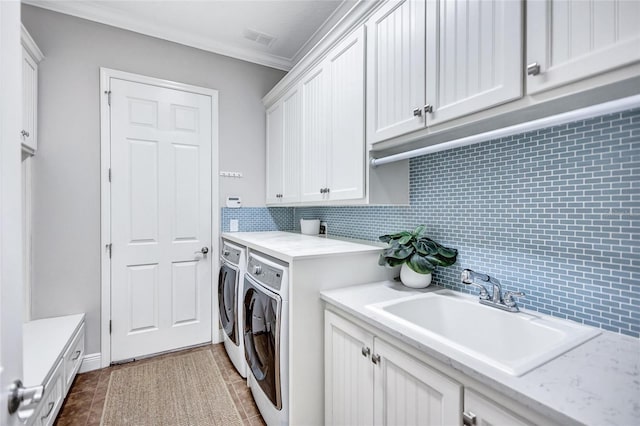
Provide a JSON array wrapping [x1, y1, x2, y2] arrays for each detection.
[[41, 402, 55, 420], [71, 350, 81, 361]]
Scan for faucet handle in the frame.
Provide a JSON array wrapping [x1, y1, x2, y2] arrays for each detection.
[[504, 291, 525, 308]]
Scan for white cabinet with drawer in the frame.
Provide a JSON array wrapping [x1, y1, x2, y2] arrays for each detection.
[[23, 314, 85, 425], [63, 323, 85, 393], [30, 360, 63, 426]]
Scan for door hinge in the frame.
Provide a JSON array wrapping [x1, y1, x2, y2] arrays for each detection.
[[109, 320, 112, 334], [106, 243, 112, 258], [105, 90, 112, 106], [108, 168, 111, 182]]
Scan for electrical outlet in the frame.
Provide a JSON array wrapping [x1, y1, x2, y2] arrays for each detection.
[[230, 219, 239, 232]]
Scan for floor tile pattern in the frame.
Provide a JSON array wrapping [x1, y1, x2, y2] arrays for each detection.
[[54, 344, 265, 426]]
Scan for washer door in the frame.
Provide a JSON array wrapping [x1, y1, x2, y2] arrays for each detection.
[[218, 262, 238, 344], [243, 277, 282, 409]]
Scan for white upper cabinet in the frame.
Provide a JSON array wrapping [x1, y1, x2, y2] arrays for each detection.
[[301, 65, 328, 203], [326, 26, 366, 202], [281, 88, 302, 203], [265, 101, 284, 204], [426, 0, 523, 125], [366, 0, 427, 143], [266, 90, 302, 205], [21, 26, 43, 154], [527, 0, 640, 94]]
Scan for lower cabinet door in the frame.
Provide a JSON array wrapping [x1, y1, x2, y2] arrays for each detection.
[[325, 310, 375, 426], [31, 360, 64, 426], [464, 388, 535, 426], [373, 338, 462, 426]]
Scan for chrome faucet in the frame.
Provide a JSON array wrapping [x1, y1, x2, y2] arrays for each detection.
[[461, 269, 525, 312]]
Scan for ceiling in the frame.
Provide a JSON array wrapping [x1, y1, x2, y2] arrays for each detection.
[[23, 0, 358, 71]]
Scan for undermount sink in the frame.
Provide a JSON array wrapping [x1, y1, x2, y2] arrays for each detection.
[[366, 289, 600, 376]]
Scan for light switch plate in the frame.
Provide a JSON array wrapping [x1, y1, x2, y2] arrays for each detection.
[[230, 219, 239, 232]]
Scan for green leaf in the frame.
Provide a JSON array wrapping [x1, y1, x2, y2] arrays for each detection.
[[397, 235, 413, 245], [437, 246, 458, 259], [408, 253, 435, 274], [412, 225, 426, 237]]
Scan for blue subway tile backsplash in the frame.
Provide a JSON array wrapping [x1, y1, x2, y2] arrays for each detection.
[[226, 108, 640, 337], [221, 207, 294, 232]]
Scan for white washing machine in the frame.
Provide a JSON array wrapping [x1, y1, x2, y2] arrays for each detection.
[[243, 252, 289, 426], [218, 240, 247, 377]]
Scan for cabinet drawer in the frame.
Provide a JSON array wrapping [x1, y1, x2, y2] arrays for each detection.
[[63, 323, 85, 392], [32, 359, 63, 426]]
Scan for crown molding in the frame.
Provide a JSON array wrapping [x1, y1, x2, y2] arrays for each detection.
[[262, 0, 382, 107], [21, 24, 44, 62], [23, 0, 293, 71]]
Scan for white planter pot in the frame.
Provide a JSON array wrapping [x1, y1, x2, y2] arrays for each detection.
[[400, 264, 432, 288]]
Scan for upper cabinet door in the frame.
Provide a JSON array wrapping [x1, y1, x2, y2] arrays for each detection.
[[327, 26, 366, 201], [265, 101, 284, 204], [366, 0, 426, 144], [300, 65, 328, 203], [281, 87, 302, 203], [527, 0, 640, 94], [426, 0, 523, 125], [21, 48, 38, 153]]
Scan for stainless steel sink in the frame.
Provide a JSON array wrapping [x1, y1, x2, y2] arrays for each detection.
[[366, 289, 600, 376]]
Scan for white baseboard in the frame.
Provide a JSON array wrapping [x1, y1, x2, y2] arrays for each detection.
[[79, 353, 102, 373]]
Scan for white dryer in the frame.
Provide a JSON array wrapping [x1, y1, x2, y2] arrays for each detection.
[[218, 240, 247, 377], [243, 252, 289, 426]]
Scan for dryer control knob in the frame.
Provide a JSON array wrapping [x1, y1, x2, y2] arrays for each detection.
[[253, 265, 262, 275]]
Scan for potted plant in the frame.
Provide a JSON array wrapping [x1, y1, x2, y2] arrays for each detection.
[[378, 225, 458, 288]]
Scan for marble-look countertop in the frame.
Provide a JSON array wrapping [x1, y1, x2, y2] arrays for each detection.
[[321, 281, 640, 426], [221, 231, 384, 262]]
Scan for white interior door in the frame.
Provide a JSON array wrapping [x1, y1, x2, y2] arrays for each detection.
[[110, 78, 213, 362], [1, 1, 26, 425]]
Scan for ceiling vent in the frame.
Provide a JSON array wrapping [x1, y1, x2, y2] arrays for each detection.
[[243, 28, 277, 48]]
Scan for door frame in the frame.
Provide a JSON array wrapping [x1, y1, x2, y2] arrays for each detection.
[[99, 68, 220, 368]]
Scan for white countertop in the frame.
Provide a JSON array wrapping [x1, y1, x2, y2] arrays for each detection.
[[321, 282, 640, 426], [23, 313, 85, 386], [221, 231, 384, 262]]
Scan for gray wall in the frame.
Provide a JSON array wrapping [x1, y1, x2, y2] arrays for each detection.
[[22, 5, 285, 354]]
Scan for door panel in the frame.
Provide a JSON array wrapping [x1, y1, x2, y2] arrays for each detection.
[[367, 0, 426, 143], [301, 66, 328, 202], [426, 0, 523, 125], [266, 102, 284, 204], [374, 339, 462, 426], [282, 88, 302, 203], [325, 311, 374, 426], [110, 78, 212, 361], [328, 26, 365, 201], [527, 0, 640, 94]]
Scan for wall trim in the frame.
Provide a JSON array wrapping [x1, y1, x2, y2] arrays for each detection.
[[79, 353, 102, 373], [99, 68, 221, 367]]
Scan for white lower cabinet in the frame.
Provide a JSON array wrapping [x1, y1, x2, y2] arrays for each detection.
[[464, 388, 534, 426], [325, 310, 462, 425], [30, 360, 63, 426], [325, 309, 543, 426]]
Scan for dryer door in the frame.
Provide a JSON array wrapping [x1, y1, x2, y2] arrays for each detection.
[[218, 262, 238, 344], [243, 277, 282, 409]]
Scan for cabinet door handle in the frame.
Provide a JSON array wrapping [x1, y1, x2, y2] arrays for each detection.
[[462, 411, 477, 426], [371, 354, 381, 364], [21, 130, 30, 138], [361, 346, 370, 357], [527, 62, 541, 76], [41, 402, 55, 420], [71, 350, 81, 361], [412, 107, 423, 117], [424, 104, 433, 114]]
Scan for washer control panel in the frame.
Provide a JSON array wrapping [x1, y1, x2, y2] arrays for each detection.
[[248, 257, 283, 292], [221, 244, 241, 264]]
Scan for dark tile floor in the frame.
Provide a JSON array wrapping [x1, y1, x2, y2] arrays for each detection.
[[54, 343, 265, 426]]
